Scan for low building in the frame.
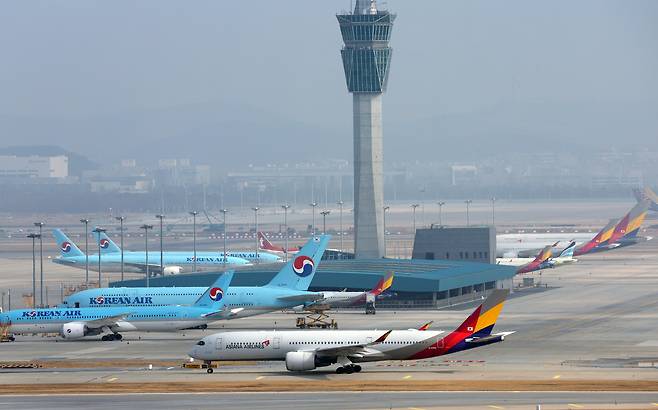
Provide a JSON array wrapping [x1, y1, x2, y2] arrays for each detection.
[[110, 258, 515, 309], [0, 155, 68, 179], [412, 226, 496, 264]]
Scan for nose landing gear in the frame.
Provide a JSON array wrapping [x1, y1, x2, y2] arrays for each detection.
[[204, 360, 214, 373]]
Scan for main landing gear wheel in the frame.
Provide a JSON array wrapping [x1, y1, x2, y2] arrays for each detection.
[[206, 368, 213, 374], [336, 365, 361, 374], [101, 333, 122, 341]]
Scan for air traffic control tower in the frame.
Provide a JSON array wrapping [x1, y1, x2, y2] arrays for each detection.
[[337, 0, 395, 259]]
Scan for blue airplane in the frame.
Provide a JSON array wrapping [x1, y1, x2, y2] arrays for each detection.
[[95, 230, 281, 266], [52, 229, 253, 275], [60, 235, 332, 320], [0, 272, 233, 341]]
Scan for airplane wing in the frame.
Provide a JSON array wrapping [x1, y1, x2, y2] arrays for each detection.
[[307, 330, 393, 358], [83, 313, 132, 328], [277, 293, 324, 303], [124, 262, 163, 274]]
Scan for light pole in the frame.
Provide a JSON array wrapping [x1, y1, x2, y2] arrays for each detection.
[[310, 202, 318, 236], [465, 200, 473, 227], [411, 204, 420, 233], [490, 197, 496, 226], [383, 206, 390, 258], [189, 211, 198, 272], [220, 209, 228, 264], [320, 210, 330, 234], [252, 207, 259, 263], [281, 205, 290, 262], [155, 214, 165, 275], [27, 233, 40, 308], [80, 218, 90, 286], [33, 222, 44, 307], [93, 227, 106, 287], [140, 224, 153, 287], [337, 201, 344, 255], [115, 216, 125, 282], [437, 202, 446, 226]]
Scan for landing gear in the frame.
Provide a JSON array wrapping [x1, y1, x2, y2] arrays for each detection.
[[101, 333, 123, 341], [204, 361, 214, 374], [336, 364, 361, 374]]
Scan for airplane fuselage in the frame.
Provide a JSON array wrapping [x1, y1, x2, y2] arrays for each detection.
[[190, 330, 445, 363], [61, 286, 322, 319]]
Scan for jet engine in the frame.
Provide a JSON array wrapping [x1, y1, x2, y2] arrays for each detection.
[[285, 351, 333, 371], [60, 322, 88, 339], [285, 351, 317, 371], [163, 266, 183, 275]]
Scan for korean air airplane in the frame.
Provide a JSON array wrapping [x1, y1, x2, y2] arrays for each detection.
[[96, 230, 281, 265], [61, 235, 332, 320], [0, 272, 233, 341], [189, 289, 513, 374], [52, 229, 252, 275]]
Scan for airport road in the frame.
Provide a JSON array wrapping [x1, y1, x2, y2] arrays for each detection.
[[1, 391, 658, 410]]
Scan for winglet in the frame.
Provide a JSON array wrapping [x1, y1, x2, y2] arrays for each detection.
[[373, 330, 392, 344], [418, 321, 433, 331]]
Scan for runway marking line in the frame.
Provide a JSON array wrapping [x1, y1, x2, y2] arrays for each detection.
[[487, 406, 504, 409], [106, 378, 118, 383], [407, 407, 425, 410], [403, 375, 412, 380], [553, 375, 561, 379], [255, 376, 265, 380], [568, 404, 584, 408]]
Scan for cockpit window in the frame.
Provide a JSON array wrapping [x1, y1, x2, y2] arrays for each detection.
[[196, 341, 205, 346]]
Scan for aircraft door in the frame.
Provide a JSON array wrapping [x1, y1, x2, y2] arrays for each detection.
[[215, 337, 223, 350], [366, 336, 373, 344], [273, 337, 280, 349]]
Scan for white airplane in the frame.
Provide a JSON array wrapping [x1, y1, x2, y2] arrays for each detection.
[[189, 289, 512, 374], [301, 272, 394, 311], [497, 233, 592, 258]]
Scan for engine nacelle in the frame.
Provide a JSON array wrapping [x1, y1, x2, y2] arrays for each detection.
[[285, 351, 316, 371], [61, 322, 88, 339], [163, 266, 183, 275]]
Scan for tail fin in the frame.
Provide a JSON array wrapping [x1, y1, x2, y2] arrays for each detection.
[[558, 241, 576, 258], [411, 289, 511, 359], [52, 229, 85, 257], [532, 245, 553, 263], [265, 235, 330, 290], [608, 200, 650, 244], [258, 232, 279, 252], [368, 272, 394, 296], [194, 271, 234, 309], [574, 219, 617, 256], [93, 229, 122, 253], [418, 321, 433, 331]]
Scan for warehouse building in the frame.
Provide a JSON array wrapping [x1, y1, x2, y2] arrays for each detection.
[[111, 258, 516, 309]]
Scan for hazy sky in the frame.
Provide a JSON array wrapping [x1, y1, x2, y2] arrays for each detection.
[[1, 0, 657, 168]]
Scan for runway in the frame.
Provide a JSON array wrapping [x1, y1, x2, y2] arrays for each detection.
[[1, 391, 657, 410]]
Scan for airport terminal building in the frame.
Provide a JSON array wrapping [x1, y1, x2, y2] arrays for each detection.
[[111, 259, 516, 309]]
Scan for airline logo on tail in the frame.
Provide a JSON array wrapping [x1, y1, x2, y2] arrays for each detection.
[[61, 242, 72, 253], [411, 289, 510, 359], [292, 255, 315, 277], [370, 272, 394, 296], [209, 287, 224, 301], [99, 238, 110, 249]]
